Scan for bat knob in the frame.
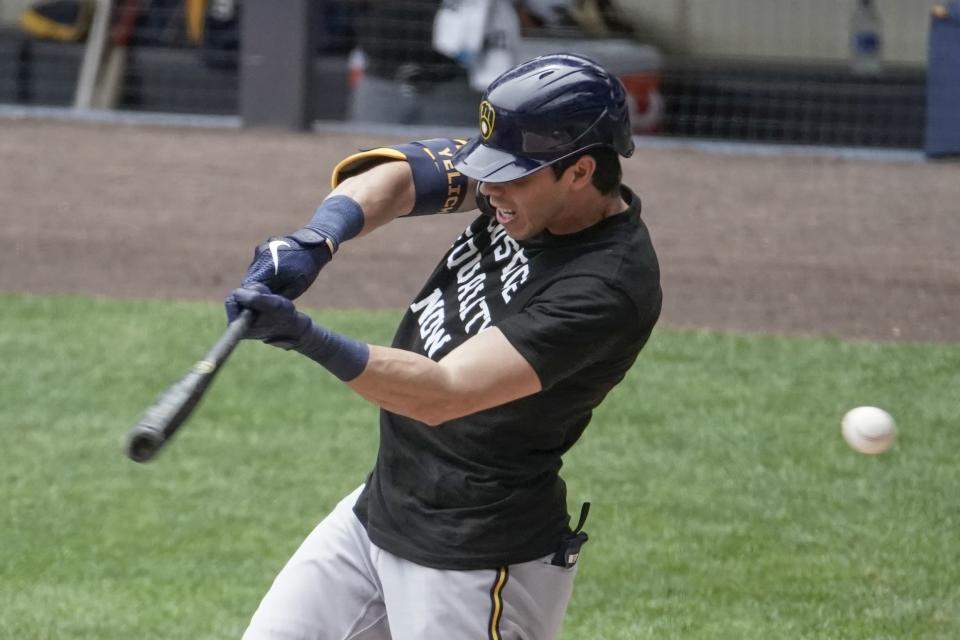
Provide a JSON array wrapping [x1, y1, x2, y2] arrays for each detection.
[[125, 425, 165, 463]]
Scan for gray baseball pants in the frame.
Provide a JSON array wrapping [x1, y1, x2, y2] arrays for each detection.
[[242, 486, 578, 640]]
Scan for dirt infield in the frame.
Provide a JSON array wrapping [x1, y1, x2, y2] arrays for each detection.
[[2, 118, 958, 342]]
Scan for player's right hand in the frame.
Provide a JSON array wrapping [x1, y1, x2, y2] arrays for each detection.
[[241, 228, 333, 300], [226, 284, 312, 349]]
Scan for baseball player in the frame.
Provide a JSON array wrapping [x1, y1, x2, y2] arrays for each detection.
[[226, 53, 662, 640]]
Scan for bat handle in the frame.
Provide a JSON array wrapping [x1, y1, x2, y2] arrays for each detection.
[[205, 308, 254, 363]]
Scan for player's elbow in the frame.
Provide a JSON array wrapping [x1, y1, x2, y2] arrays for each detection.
[[418, 412, 447, 428], [406, 383, 476, 426], [407, 366, 471, 426], [408, 399, 466, 427]]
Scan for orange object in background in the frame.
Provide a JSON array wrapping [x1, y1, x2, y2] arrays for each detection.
[[348, 47, 366, 90], [186, 0, 207, 45], [620, 72, 663, 134]]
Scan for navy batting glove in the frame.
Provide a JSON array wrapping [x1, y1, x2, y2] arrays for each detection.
[[226, 284, 370, 381], [241, 228, 333, 301], [226, 284, 312, 348]]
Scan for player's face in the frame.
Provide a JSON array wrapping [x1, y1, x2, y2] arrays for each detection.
[[478, 167, 568, 240]]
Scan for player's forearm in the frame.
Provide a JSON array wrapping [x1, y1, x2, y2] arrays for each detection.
[[346, 329, 541, 426], [329, 161, 416, 237], [276, 314, 461, 425], [347, 345, 460, 426], [234, 286, 541, 424], [323, 138, 474, 241]]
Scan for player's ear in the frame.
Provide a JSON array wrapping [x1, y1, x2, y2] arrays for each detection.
[[568, 155, 597, 191]]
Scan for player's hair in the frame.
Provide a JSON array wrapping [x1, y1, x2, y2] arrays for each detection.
[[550, 147, 622, 195]]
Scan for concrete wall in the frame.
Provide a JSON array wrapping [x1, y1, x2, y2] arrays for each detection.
[[0, 0, 34, 24], [612, 0, 932, 64]]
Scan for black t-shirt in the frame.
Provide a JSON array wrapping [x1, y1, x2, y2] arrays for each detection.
[[353, 187, 662, 570]]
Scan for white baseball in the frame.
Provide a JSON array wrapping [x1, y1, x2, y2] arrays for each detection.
[[841, 406, 897, 455]]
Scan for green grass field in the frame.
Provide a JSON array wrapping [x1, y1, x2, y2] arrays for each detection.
[[2, 293, 958, 639]]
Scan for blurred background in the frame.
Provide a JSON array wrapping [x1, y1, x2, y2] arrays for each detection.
[[3, 6, 960, 638], [1, 0, 957, 153]]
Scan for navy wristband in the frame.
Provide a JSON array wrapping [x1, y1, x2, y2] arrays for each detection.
[[292, 317, 370, 382], [305, 195, 365, 252]]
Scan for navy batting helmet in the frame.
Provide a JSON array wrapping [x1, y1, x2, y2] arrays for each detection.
[[452, 53, 634, 183]]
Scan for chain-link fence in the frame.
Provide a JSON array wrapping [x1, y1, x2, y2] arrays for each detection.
[[0, 1, 945, 150]]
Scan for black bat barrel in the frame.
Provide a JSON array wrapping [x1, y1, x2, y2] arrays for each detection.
[[125, 309, 253, 463]]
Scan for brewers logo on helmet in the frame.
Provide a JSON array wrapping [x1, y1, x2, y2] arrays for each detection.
[[479, 100, 496, 141], [453, 54, 635, 183]]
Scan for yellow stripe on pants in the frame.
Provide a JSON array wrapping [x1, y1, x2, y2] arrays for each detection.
[[488, 566, 509, 640]]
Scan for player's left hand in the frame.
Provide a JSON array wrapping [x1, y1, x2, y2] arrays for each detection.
[[241, 229, 333, 300], [225, 284, 312, 349]]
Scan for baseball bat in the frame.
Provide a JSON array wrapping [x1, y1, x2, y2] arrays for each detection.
[[125, 308, 254, 463]]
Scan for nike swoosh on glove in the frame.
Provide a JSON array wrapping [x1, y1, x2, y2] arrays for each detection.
[[241, 228, 332, 300]]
